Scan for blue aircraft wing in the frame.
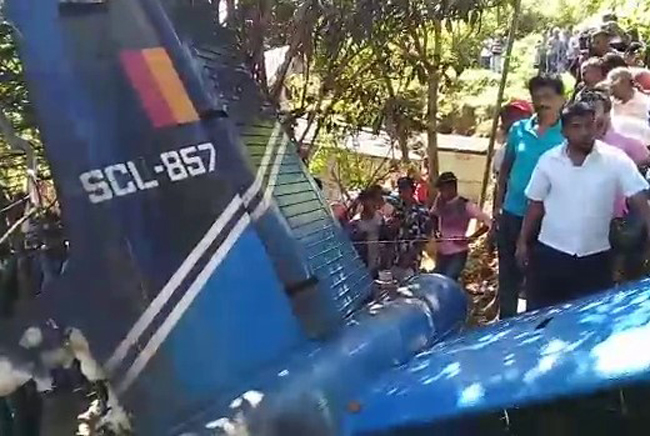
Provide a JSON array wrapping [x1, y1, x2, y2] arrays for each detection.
[[345, 280, 650, 435]]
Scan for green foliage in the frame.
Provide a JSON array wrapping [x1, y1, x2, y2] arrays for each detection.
[[309, 142, 399, 194], [0, 19, 45, 194]]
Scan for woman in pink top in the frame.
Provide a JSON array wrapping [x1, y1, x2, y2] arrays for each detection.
[[430, 172, 492, 281]]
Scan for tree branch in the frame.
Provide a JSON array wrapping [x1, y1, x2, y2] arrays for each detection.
[[270, 0, 317, 103]]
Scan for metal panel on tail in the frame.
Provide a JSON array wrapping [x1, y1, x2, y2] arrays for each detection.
[[159, 0, 374, 323]]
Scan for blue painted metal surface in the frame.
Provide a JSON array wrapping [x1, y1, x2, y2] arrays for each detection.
[[5, 0, 311, 432], [172, 274, 469, 435], [346, 280, 650, 435], [4, 0, 650, 434]]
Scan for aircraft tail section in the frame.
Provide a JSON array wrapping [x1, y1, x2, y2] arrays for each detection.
[[158, 0, 374, 323], [5, 0, 376, 431], [5, 0, 308, 432]]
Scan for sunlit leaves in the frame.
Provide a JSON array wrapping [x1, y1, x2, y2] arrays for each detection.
[[0, 19, 45, 192]]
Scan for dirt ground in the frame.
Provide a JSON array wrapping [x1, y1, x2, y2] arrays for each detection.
[[422, 235, 499, 326]]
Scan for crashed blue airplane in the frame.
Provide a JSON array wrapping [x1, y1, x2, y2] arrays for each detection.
[[2, 0, 650, 434]]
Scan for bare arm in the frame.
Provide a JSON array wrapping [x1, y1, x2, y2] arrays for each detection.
[[628, 192, 650, 239], [494, 151, 514, 217], [516, 201, 545, 268], [617, 151, 650, 237], [469, 223, 490, 241], [467, 202, 492, 241], [518, 201, 544, 245]]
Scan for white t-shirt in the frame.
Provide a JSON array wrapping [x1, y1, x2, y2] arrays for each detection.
[[492, 146, 506, 175], [525, 141, 649, 257], [611, 90, 650, 123], [354, 212, 383, 271]]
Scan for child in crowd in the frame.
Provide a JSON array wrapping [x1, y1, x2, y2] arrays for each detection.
[[431, 172, 492, 281], [349, 185, 386, 277], [389, 177, 432, 281]]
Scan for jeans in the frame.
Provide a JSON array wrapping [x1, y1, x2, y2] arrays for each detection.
[[434, 251, 469, 281], [497, 212, 524, 318], [528, 243, 613, 310]]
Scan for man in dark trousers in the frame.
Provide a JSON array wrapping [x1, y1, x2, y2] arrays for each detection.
[[516, 102, 650, 310], [494, 74, 566, 318]]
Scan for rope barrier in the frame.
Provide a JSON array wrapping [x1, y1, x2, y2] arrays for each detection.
[[0, 207, 38, 246], [0, 195, 29, 214], [350, 237, 471, 245]]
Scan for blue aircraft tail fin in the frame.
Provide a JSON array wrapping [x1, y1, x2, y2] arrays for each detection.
[[4, 0, 369, 432]]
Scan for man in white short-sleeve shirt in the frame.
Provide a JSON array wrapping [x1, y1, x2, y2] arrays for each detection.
[[516, 102, 650, 310]]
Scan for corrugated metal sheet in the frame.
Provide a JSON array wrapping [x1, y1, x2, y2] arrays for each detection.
[[192, 29, 373, 320]]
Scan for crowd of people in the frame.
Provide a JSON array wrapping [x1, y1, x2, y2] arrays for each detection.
[[495, 72, 649, 314], [343, 38, 650, 317], [535, 28, 574, 74], [342, 169, 490, 284], [536, 14, 649, 78]]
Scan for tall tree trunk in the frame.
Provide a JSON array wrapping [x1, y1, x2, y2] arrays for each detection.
[[426, 19, 442, 189], [211, 0, 221, 23], [479, 0, 522, 208], [305, 107, 332, 161], [397, 128, 410, 163], [225, 0, 235, 28], [250, 1, 271, 97]]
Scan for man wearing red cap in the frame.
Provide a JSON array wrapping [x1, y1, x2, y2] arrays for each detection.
[[492, 100, 535, 177]]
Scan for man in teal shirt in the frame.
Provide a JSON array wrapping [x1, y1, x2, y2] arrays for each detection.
[[494, 74, 566, 318]]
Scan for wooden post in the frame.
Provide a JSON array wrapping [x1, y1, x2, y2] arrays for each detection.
[[426, 18, 442, 198], [479, 0, 522, 209]]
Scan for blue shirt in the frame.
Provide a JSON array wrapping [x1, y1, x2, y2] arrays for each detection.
[[503, 116, 564, 216]]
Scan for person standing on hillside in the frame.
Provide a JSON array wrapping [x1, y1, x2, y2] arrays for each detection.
[[578, 90, 650, 166], [493, 74, 566, 318], [590, 27, 616, 58], [516, 102, 650, 309], [408, 165, 430, 207], [481, 41, 492, 70], [547, 28, 564, 73], [571, 57, 605, 101], [535, 37, 548, 73], [491, 37, 504, 73], [349, 186, 386, 278], [624, 42, 646, 68]]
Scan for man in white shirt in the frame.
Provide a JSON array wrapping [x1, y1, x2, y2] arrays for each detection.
[[516, 102, 650, 310]]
